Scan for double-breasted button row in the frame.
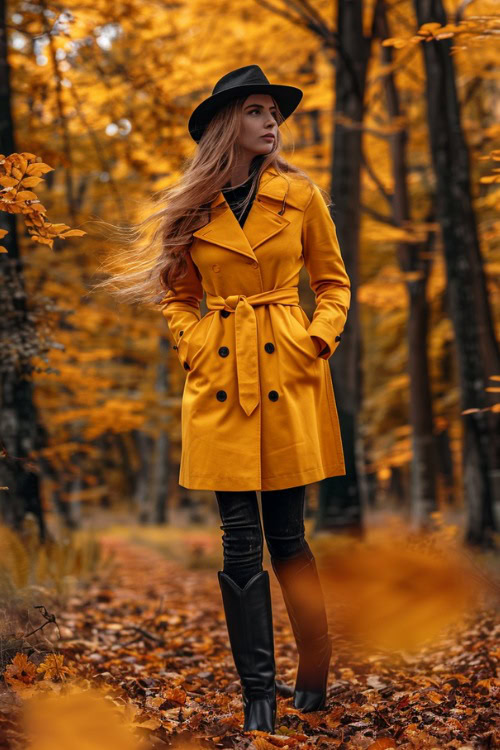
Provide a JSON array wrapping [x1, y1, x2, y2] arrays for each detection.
[[215, 389, 279, 403], [181, 309, 281, 405], [335, 335, 341, 342]]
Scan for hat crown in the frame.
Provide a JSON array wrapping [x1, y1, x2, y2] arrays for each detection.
[[212, 65, 271, 96]]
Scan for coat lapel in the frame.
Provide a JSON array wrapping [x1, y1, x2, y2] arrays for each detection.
[[191, 166, 294, 260]]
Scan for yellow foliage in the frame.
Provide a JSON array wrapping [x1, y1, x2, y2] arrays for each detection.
[[0, 521, 113, 600], [0, 152, 86, 249], [36, 653, 73, 681], [0, 524, 30, 589]]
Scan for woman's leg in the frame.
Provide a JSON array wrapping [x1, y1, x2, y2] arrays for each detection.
[[214, 490, 263, 588], [261, 484, 310, 561], [214, 490, 276, 732], [261, 485, 332, 712]]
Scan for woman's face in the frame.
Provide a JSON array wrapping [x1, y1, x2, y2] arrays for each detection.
[[237, 94, 279, 156]]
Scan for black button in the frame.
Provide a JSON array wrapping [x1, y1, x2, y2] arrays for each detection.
[[179, 330, 184, 336], [173, 345, 178, 350], [221, 310, 230, 318], [335, 335, 341, 342], [268, 390, 279, 401], [216, 390, 227, 402], [183, 362, 190, 370], [264, 342, 275, 353], [218, 346, 229, 357]]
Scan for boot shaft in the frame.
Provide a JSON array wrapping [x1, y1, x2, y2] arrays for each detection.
[[218, 569, 276, 697]]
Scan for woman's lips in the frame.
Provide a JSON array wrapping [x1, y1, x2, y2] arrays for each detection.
[[261, 135, 275, 141]]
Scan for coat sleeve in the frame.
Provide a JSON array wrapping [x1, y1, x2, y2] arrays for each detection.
[[159, 252, 204, 348], [301, 183, 351, 360]]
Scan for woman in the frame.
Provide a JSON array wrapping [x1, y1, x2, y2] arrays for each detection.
[[95, 64, 350, 734]]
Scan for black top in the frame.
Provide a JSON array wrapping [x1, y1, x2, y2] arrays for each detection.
[[222, 154, 267, 227]]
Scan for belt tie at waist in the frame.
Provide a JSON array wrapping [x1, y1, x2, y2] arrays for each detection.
[[206, 286, 300, 416]]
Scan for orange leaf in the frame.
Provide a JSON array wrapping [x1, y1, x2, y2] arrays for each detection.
[[427, 690, 444, 703], [21, 176, 44, 187], [59, 229, 87, 237], [367, 740, 397, 750], [4, 653, 38, 686], [26, 163, 54, 175], [48, 223, 71, 232], [36, 653, 72, 680], [0, 176, 18, 187], [16, 190, 39, 200], [33, 236, 54, 247]]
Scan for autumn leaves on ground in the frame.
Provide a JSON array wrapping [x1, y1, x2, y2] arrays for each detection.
[[0, 515, 498, 750]]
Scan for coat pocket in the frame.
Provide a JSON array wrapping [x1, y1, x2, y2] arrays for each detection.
[[288, 307, 318, 360], [178, 313, 216, 372]]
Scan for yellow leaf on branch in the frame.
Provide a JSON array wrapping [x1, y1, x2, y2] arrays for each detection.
[[20, 175, 43, 188]]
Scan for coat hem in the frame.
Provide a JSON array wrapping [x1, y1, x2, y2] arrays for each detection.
[[178, 462, 346, 492]]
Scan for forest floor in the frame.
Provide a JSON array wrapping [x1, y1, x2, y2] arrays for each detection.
[[0, 530, 499, 750]]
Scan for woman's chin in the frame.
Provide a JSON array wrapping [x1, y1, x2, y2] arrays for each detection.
[[254, 141, 275, 154]]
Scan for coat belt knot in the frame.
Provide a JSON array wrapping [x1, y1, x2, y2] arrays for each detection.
[[206, 286, 300, 416]]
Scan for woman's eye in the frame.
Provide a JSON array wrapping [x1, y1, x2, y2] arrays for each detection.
[[250, 109, 277, 118]]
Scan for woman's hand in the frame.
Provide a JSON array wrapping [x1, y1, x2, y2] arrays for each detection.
[[310, 335, 328, 357]]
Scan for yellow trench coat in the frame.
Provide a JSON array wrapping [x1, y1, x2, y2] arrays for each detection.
[[160, 165, 351, 491]]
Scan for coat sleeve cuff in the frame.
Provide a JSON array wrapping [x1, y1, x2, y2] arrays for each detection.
[[161, 308, 201, 355], [308, 321, 343, 360]]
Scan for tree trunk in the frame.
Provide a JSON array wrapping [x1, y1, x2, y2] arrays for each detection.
[[134, 430, 154, 523], [375, 1, 439, 528], [316, 0, 371, 535], [414, 0, 499, 547], [0, 0, 46, 540], [150, 335, 170, 524]]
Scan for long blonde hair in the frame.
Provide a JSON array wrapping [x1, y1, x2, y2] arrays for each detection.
[[89, 94, 319, 307]]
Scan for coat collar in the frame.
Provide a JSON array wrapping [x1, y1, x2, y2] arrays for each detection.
[[191, 165, 300, 261]]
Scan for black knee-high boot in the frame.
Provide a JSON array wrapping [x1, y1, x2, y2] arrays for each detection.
[[271, 550, 332, 712], [217, 569, 277, 732]]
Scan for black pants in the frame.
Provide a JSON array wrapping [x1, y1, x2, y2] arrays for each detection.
[[215, 484, 314, 588]]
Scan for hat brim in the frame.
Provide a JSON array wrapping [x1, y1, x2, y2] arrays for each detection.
[[188, 83, 303, 143]]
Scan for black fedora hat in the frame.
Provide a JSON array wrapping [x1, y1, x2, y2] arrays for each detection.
[[188, 64, 303, 143]]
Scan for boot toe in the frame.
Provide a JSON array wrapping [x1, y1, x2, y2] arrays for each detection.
[[243, 696, 276, 732], [293, 689, 326, 712]]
